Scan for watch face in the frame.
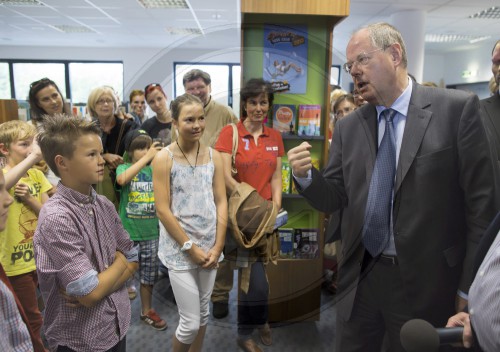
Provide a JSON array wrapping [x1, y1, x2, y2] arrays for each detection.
[[182, 240, 192, 251]]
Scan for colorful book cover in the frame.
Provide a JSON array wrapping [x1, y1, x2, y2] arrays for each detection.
[[272, 104, 296, 134], [263, 24, 308, 94], [294, 228, 320, 259], [282, 161, 291, 194], [297, 105, 321, 136], [279, 228, 294, 258]]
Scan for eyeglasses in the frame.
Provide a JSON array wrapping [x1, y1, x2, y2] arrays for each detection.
[[96, 99, 115, 105], [343, 47, 385, 74]]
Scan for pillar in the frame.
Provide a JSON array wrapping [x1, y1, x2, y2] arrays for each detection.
[[390, 10, 426, 83]]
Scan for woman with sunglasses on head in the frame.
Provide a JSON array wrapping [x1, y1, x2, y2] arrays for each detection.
[[28, 78, 72, 191], [87, 86, 137, 209], [28, 78, 71, 122], [141, 83, 174, 147]]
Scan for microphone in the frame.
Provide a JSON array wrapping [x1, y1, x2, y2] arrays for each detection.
[[400, 319, 464, 352]]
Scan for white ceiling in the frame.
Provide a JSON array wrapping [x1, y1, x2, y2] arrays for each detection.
[[0, 0, 499, 60]]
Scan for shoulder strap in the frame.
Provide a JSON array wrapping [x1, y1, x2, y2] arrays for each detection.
[[231, 123, 238, 175], [165, 146, 174, 159], [114, 119, 128, 155]]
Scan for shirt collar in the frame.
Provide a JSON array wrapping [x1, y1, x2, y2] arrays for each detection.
[[376, 76, 413, 120], [204, 96, 213, 110], [238, 121, 270, 137], [57, 182, 96, 205]]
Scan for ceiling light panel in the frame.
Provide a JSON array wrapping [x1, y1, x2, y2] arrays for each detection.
[[425, 34, 490, 43], [137, 0, 188, 9], [469, 6, 500, 19], [53, 24, 95, 33], [0, 0, 43, 6], [165, 27, 201, 35]]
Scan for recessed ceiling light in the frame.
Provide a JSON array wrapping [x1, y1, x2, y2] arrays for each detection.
[[425, 34, 490, 43], [53, 25, 95, 33], [469, 36, 491, 44], [0, 0, 43, 6], [469, 6, 500, 19], [137, 0, 188, 9], [165, 27, 201, 35]]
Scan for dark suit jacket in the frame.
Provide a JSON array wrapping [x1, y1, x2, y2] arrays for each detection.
[[480, 94, 500, 159], [299, 83, 497, 326], [480, 94, 500, 209]]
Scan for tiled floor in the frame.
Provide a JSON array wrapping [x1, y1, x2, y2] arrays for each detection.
[[126, 271, 337, 351]]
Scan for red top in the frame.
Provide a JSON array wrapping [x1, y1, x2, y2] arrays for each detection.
[[216, 122, 284, 200]]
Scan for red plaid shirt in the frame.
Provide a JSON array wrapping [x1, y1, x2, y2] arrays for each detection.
[[34, 183, 136, 352]]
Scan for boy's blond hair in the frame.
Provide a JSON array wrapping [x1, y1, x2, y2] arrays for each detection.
[[0, 120, 37, 157], [37, 114, 101, 177]]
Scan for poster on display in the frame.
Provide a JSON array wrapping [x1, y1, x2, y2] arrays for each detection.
[[263, 24, 308, 94]]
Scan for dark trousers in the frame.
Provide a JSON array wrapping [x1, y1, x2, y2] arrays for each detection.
[[337, 257, 412, 352], [57, 338, 126, 352], [238, 261, 268, 336], [9, 271, 45, 351]]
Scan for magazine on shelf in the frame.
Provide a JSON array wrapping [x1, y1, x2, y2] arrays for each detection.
[[272, 104, 296, 134], [297, 104, 321, 136], [278, 228, 294, 258], [274, 209, 288, 229], [293, 228, 319, 259]]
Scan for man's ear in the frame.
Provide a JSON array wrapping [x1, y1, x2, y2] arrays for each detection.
[[389, 43, 403, 66], [0, 143, 9, 157]]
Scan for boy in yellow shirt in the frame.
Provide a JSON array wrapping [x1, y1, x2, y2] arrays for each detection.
[[0, 120, 52, 351]]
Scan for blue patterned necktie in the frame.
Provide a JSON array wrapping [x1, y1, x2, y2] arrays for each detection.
[[362, 108, 397, 257]]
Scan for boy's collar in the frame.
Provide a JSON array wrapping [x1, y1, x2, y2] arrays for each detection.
[[57, 182, 96, 204]]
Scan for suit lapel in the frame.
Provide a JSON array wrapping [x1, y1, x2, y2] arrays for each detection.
[[395, 90, 433, 193]]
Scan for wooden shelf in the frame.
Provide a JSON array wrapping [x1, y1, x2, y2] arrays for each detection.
[[240, 0, 349, 323], [0, 99, 19, 123], [282, 134, 325, 141]]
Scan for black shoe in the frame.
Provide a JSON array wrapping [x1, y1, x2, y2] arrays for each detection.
[[212, 301, 229, 319]]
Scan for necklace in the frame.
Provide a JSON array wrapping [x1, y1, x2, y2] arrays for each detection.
[[176, 140, 200, 172]]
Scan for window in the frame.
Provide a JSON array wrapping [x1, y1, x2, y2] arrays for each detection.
[[69, 62, 124, 104], [13, 63, 66, 101], [1, 60, 124, 106], [330, 65, 341, 86], [0, 63, 11, 99], [174, 62, 240, 116]]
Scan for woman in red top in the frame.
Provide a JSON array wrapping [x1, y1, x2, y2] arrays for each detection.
[[215, 78, 284, 352]]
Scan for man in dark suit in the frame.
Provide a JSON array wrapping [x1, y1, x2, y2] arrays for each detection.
[[480, 40, 500, 149], [480, 40, 500, 208], [288, 23, 497, 351]]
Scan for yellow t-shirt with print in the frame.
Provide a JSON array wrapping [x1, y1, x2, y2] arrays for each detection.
[[0, 168, 52, 276]]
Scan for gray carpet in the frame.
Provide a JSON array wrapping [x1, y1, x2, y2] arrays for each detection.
[[126, 271, 337, 351]]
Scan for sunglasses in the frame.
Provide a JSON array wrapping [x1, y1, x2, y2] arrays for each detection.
[[144, 83, 161, 93], [30, 77, 54, 89]]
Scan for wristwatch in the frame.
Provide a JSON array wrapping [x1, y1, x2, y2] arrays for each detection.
[[180, 240, 193, 252]]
